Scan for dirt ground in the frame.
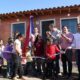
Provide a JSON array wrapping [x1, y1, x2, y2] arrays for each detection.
[[0, 62, 79, 80]]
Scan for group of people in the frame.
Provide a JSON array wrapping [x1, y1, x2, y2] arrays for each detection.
[[0, 33, 27, 80], [29, 23, 80, 80], [0, 23, 80, 80]]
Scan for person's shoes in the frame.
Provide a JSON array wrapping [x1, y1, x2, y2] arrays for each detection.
[[12, 77, 18, 80], [58, 73, 62, 76], [21, 76, 27, 80]]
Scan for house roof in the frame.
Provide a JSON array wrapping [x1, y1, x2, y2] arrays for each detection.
[[0, 4, 80, 20]]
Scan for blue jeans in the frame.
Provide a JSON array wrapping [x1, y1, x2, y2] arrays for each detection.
[[11, 54, 23, 78]]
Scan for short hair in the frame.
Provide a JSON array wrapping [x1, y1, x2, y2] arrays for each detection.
[[62, 25, 68, 29], [8, 37, 13, 44], [46, 38, 53, 43], [16, 33, 23, 39]]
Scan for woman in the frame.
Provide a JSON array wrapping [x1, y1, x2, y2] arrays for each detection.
[[3, 37, 14, 78], [33, 35, 44, 76]]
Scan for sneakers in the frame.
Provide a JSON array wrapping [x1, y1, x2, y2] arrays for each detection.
[[58, 73, 62, 76], [12, 77, 18, 80], [12, 76, 27, 80], [20, 76, 27, 80]]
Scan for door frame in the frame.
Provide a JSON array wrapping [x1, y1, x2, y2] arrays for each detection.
[[40, 19, 55, 36]]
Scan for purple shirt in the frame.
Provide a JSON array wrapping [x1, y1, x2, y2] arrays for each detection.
[[60, 32, 74, 49], [3, 44, 13, 60]]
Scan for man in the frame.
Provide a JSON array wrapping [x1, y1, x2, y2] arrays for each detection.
[[12, 33, 26, 80], [60, 26, 74, 79], [71, 23, 80, 80], [48, 24, 61, 45]]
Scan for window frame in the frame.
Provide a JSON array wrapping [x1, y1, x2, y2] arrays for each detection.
[[60, 17, 78, 33], [11, 22, 26, 37], [40, 19, 56, 36]]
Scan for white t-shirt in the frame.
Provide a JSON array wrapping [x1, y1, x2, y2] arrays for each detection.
[[71, 33, 80, 49], [14, 39, 22, 55], [0, 45, 5, 57]]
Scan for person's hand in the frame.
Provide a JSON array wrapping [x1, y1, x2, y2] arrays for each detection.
[[61, 33, 64, 37], [48, 32, 51, 35], [61, 34, 66, 39], [33, 47, 36, 51], [46, 31, 51, 36], [47, 54, 52, 59]]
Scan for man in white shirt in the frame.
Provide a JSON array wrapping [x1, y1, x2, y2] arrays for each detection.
[[72, 23, 80, 80], [12, 33, 26, 80]]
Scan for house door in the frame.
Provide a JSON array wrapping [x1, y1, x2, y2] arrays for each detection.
[[61, 18, 77, 33], [41, 20, 55, 40]]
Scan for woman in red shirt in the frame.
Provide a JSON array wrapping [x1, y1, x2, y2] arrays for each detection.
[[45, 38, 60, 79]]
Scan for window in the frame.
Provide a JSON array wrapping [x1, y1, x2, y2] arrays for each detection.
[[11, 22, 26, 36], [61, 18, 77, 33]]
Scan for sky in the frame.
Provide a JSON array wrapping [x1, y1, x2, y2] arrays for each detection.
[[0, 0, 80, 14]]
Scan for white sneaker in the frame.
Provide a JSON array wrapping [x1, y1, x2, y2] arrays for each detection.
[[12, 77, 18, 80], [21, 76, 27, 80], [58, 73, 62, 76]]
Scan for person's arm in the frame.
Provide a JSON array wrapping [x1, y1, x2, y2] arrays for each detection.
[[61, 33, 73, 43], [55, 45, 60, 53], [47, 31, 56, 39]]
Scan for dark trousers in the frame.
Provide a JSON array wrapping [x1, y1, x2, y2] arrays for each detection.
[[11, 54, 23, 78], [61, 49, 72, 76], [24, 62, 33, 75], [33, 58, 42, 73], [55, 54, 60, 74], [75, 49, 80, 76], [45, 59, 56, 78], [7, 60, 13, 77], [32, 57, 46, 77]]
